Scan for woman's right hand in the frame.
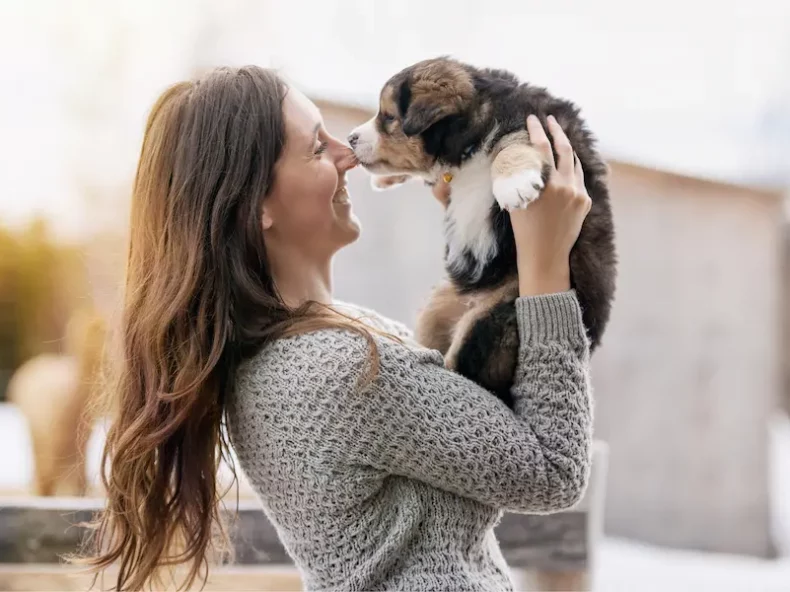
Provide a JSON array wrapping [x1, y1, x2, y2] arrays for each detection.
[[511, 115, 592, 297]]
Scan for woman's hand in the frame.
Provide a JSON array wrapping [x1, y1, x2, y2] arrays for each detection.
[[511, 115, 591, 297], [430, 179, 451, 208], [428, 114, 590, 297]]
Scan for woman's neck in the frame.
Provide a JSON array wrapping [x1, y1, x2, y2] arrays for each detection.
[[271, 251, 334, 308]]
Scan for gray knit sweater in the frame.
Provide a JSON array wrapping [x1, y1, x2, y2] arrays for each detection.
[[226, 291, 592, 591]]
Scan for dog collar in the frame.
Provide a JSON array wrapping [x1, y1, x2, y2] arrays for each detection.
[[442, 172, 454, 184]]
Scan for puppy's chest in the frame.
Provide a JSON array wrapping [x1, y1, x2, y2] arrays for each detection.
[[443, 153, 499, 274]]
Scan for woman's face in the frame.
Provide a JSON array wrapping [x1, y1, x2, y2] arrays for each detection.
[[262, 87, 361, 261]]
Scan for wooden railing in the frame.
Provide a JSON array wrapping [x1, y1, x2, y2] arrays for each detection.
[[0, 443, 607, 591]]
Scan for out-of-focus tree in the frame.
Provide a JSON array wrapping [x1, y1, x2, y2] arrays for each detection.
[[0, 218, 89, 401]]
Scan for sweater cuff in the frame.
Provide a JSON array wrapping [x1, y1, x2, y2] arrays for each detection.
[[515, 290, 586, 344]]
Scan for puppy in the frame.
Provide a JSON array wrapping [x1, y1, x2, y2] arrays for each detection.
[[349, 57, 616, 406]]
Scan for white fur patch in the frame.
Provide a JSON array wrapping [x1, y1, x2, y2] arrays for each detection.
[[444, 152, 498, 281], [371, 174, 411, 192], [492, 169, 544, 211], [349, 118, 379, 164]]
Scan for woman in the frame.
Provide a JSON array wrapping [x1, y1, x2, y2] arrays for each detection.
[[84, 65, 593, 591]]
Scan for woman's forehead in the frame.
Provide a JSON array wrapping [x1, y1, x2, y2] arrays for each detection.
[[283, 88, 322, 140]]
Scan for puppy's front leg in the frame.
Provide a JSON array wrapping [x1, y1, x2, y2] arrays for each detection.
[[491, 131, 550, 211], [371, 174, 411, 191], [415, 281, 467, 355]]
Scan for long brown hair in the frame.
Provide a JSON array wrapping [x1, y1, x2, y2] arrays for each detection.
[[79, 65, 379, 591]]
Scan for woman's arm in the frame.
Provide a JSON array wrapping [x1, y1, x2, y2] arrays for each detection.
[[321, 116, 592, 513], [323, 290, 591, 514]]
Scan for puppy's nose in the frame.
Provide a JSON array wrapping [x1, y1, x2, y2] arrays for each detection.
[[348, 132, 359, 148]]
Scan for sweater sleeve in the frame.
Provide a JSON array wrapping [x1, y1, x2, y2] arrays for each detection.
[[322, 290, 593, 514]]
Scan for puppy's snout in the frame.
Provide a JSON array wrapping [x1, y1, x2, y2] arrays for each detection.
[[348, 132, 360, 149]]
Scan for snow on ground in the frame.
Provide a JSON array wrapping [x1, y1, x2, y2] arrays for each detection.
[[770, 411, 790, 557], [597, 538, 790, 592], [2, 403, 790, 590]]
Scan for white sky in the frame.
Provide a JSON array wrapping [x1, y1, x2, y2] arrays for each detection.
[[0, 0, 788, 237]]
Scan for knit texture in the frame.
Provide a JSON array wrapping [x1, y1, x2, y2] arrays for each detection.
[[226, 291, 592, 591]]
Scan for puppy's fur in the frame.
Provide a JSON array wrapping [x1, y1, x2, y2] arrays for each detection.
[[349, 57, 616, 405]]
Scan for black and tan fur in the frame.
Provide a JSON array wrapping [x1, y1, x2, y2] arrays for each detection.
[[349, 57, 617, 406]]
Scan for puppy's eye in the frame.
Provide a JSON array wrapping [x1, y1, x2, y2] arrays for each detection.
[[382, 114, 395, 125]]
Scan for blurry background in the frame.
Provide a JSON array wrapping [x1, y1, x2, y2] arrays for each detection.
[[2, 0, 790, 590]]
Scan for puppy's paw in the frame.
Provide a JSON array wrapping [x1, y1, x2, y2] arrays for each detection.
[[492, 168, 544, 211], [371, 174, 411, 191]]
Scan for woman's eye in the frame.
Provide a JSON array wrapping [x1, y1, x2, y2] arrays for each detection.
[[314, 141, 328, 155]]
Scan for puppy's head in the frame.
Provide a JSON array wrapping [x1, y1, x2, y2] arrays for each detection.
[[348, 57, 476, 189]]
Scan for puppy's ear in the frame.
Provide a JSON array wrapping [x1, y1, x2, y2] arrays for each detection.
[[402, 102, 455, 136], [371, 174, 412, 191], [401, 58, 475, 136]]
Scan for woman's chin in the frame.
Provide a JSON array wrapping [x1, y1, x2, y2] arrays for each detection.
[[345, 215, 362, 242], [330, 188, 361, 247], [331, 215, 361, 249]]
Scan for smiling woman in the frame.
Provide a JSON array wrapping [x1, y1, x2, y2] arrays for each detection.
[[259, 86, 362, 272], [75, 66, 384, 591], [77, 64, 594, 592]]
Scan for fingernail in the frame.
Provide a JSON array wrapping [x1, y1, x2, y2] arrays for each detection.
[[527, 114, 538, 124], [547, 115, 556, 124]]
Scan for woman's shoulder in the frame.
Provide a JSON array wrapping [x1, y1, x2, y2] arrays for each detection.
[[236, 327, 361, 387], [230, 329, 361, 429], [331, 300, 415, 341], [233, 319, 427, 401]]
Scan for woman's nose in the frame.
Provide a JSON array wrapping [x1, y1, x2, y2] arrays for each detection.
[[335, 144, 359, 173]]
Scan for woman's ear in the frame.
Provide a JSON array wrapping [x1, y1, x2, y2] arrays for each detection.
[[261, 203, 274, 231]]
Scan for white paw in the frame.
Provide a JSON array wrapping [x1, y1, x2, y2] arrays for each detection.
[[371, 174, 411, 192], [492, 169, 544, 211]]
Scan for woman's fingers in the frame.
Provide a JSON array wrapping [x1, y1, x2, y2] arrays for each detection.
[[526, 115, 555, 170], [574, 152, 585, 191], [547, 116, 574, 180]]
